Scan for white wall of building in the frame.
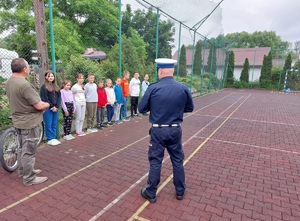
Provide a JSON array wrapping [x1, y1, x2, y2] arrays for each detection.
[[234, 67, 261, 82]]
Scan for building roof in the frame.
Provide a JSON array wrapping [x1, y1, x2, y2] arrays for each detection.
[[83, 48, 107, 60], [172, 47, 271, 67], [231, 47, 271, 66]]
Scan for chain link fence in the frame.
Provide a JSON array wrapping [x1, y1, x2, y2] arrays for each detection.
[[1, 0, 296, 137]]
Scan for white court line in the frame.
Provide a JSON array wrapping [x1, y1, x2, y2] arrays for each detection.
[[88, 96, 245, 221], [195, 113, 300, 127], [197, 136, 300, 156]]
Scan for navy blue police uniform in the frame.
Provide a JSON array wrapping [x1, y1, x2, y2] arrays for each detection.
[[138, 58, 194, 203]]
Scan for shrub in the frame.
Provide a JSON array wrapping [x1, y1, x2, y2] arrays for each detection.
[[64, 55, 104, 84]]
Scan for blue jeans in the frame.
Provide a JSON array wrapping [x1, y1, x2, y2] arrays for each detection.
[[43, 108, 59, 140], [121, 97, 128, 118], [106, 105, 114, 122]]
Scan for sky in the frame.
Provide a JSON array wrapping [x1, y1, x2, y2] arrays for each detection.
[[123, 0, 300, 47], [220, 0, 300, 45]]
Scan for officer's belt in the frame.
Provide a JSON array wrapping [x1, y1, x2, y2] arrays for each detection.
[[152, 124, 180, 127]]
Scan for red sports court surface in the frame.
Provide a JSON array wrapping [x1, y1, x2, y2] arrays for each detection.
[[0, 89, 300, 221]]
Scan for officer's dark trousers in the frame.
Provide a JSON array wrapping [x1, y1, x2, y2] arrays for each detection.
[[146, 126, 185, 198]]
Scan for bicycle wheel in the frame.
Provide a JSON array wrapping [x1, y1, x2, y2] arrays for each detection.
[[0, 128, 19, 172], [37, 122, 44, 146]]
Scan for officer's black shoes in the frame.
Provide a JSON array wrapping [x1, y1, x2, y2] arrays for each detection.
[[176, 193, 184, 200], [141, 188, 156, 203]]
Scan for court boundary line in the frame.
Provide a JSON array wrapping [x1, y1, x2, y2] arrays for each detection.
[[196, 136, 300, 156], [88, 95, 244, 221], [127, 94, 251, 221], [195, 113, 300, 127], [0, 93, 235, 214]]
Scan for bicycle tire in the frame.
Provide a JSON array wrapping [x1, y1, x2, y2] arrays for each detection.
[[0, 128, 19, 172], [37, 122, 44, 146]]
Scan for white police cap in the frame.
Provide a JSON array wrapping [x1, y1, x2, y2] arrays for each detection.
[[155, 58, 177, 68]]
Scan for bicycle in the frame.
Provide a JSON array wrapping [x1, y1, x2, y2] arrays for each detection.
[[0, 117, 44, 172]]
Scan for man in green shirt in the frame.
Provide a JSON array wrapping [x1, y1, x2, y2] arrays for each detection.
[[5, 58, 50, 186]]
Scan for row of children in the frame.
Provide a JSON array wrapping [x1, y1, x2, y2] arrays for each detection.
[[40, 70, 149, 146]]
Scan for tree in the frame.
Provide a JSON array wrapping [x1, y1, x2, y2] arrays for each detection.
[[294, 41, 300, 60], [226, 51, 234, 86], [131, 8, 175, 63], [53, 18, 85, 65], [281, 53, 292, 89], [193, 40, 202, 76], [101, 31, 148, 81], [206, 43, 217, 74], [259, 51, 272, 88], [225, 31, 289, 49], [64, 55, 103, 84], [122, 4, 133, 37], [177, 45, 187, 77], [240, 58, 250, 83], [0, 0, 119, 64], [293, 60, 300, 70], [0, 0, 37, 59]]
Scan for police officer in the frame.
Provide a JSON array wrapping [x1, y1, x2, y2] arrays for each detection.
[[138, 58, 194, 203]]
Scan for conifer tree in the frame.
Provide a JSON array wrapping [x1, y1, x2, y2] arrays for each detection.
[[193, 40, 203, 76], [226, 51, 235, 86], [260, 51, 272, 83], [178, 45, 187, 77], [206, 44, 217, 74], [240, 58, 249, 83]]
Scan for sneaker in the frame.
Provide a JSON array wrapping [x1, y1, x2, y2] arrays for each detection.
[[24, 176, 48, 186], [123, 117, 130, 122], [53, 139, 61, 145], [87, 128, 93, 133], [47, 139, 61, 146], [76, 132, 86, 137], [100, 124, 107, 128], [97, 125, 103, 130], [68, 134, 75, 139], [91, 128, 98, 133], [18, 169, 42, 178], [116, 120, 123, 125], [142, 113, 149, 116], [63, 135, 73, 141], [34, 169, 42, 175], [107, 122, 114, 126]]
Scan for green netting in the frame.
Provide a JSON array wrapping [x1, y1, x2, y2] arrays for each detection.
[[134, 0, 225, 95]]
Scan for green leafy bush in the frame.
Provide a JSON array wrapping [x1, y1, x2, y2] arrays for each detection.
[[64, 55, 104, 84], [0, 77, 11, 129]]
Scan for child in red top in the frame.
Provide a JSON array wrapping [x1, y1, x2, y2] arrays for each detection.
[[97, 80, 107, 129]]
